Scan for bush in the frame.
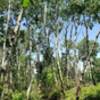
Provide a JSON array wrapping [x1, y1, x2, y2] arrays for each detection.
[[29, 86, 43, 100], [12, 91, 25, 100], [65, 83, 100, 100], [63, 78, 75, 89], [80, 84, 100, 100], [41, 66, 55, 87], [48, 87, 62, 100]]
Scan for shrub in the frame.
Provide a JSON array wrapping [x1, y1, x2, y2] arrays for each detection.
[[65, 83, 100, 100], [63, 78, 75, 89], [41, 66, 55, 87], [12, 91, 25, 100], [29, 86, 42, 100]]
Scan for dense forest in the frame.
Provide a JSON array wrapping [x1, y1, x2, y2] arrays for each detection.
[[0, 0, 100, 100]]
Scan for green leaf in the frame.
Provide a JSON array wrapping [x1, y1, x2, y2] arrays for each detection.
[[22, 0, 30, 8]]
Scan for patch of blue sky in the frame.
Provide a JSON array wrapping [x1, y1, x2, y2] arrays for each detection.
[[49, 21, 100, 58], [26, 51, 43, 62], [31, 52, 43, 62], [97, 52, 100, 58], [20, 17, 28, 31]]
